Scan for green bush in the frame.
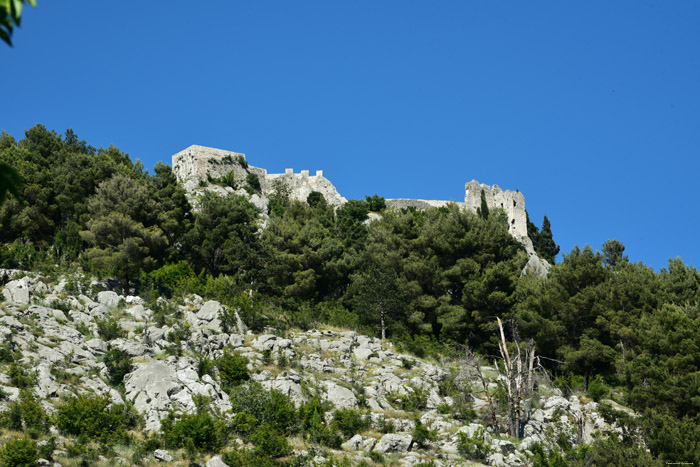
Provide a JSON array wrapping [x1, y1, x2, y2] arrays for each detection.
[[390, 385, 428, 412], [103, 348, 133, 387], [412, 418, 436, 448], [221, 292, 266, 333], [364, 194, 386, 212], [145, 261, 197, 296], [0, 391, 49, 436], [331, 408, 369, 438], [587, 376, 609, 402], [297, 398, 342, 448], [7, 363, 35, 389], [229, 382, 297, 434], [160, 409, 227, 453], [0, 342, 16, 363], [54, 394, 136, 443], [217, 349, 249, 389], [0, 437, 38, 467], [245, 173, 261, 193], [95, 317, 125, 341], [196, 354, 216, 378], [231, 412, 258, 437], [251, 424, 290, 458], [456, 427, 490, 461]]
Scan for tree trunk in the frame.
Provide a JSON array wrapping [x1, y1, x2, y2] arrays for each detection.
[[380, 310, 386, 341]]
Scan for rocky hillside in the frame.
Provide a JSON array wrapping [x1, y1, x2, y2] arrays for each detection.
[[0, 270, 630, 467]]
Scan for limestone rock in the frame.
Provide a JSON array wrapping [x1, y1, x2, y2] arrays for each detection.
[[374, 433, 413, 453], [322, 381, 357, 409], [206, 456, 228, 467], [97, 291, 120, 307], [2, 278, 31, 304], [342, 434, 364, 451], [153, 449, 173, 462]]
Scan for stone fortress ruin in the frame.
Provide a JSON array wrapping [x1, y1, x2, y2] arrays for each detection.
[[172, 145, 346, 208], [172, 145, 550, 276]]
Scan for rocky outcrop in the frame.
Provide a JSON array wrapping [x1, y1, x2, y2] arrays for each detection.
[[172, 145, 347, 208], [0, 271, 624, 466]]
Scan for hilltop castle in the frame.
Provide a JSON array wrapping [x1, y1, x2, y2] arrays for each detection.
[[172, 145, 549, 276]]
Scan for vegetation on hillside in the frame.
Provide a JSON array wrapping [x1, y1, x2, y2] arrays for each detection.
[[0, 125, 698, 463]]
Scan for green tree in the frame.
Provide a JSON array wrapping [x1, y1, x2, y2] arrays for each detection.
[[477, 189, 489, 219], [347, 264, 406, 341], [365, 194, 386, 212], [186, 192, 262, 279], [536, 215, 559, 263], [601, 239, 628, 268], [80, 175, 166, 283], [149, 162, 192, 262], [0, 0, 36, 46], [0, 162, 21, 206]]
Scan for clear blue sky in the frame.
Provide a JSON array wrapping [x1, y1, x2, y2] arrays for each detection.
[[3, 1, 700, 270]]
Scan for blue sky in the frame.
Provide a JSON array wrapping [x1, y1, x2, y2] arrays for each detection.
[[3, 1, 700, 270]]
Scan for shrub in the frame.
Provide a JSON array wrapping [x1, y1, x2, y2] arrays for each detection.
[[364, 194, 386, 212], [331, 409, 369, 438], [145, 261, 197, 296], [95, 317, 125, 341], [0, 342, 15, 363], [196, 354, 216, 378], [229, 382, 297, 434], [390, 385, 428, 412], [251, 424, 290, 458], [412, 418, 436, 448], [587, 376, 609, 402], [0, 437, 38, 467], [0, 391, 49, 436], [217, 349, 249, 389], [298, 398, 342, 448], [378, 418, 395, 434], [245, 173, 261, 194], [103, 348, 133, 387], [54, 394, 136, 443], [231, 412, 258, 437], [221, 292, 266, 333], [235, 155, 248, 169], [7, 363, 35, 389], [160, 409, 227, 453], [456, 427, 490, 461]]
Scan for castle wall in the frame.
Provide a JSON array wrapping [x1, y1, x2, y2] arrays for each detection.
[[464, 179, 533, 252], [172, 145, 346, 206], [385, 199, 464, 209]]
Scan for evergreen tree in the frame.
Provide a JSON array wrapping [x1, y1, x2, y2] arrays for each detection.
[[186, 193, 263, 280], [477, 189, 489, 219], [526, 210, 539, 250], [536, 215, 559, 263], [601, 239, 628, 268], [80, 175, 166, 283]]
